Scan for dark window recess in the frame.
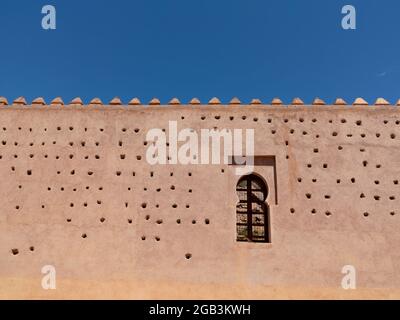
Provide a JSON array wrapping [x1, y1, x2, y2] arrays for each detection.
[[236, 174, 270, 243]]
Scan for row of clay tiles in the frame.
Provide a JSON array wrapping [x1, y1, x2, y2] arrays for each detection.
[[0, 96, 398, 106]]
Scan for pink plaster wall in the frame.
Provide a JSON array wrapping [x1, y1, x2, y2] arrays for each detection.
[[0, 104, 399, 299]]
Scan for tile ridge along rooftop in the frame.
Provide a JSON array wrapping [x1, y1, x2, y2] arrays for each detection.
[[0, 97, 398, 107]]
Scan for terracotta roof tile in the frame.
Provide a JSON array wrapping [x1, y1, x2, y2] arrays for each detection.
[[0, 97, 9, 105], [149, 98, 161, 105], [32, 97, 46, 105], [271, 98, 283, 105], [13, 97, 27, 105], [334, 98, 347, 105], [128, 98, 141, 105], [69, 97, 83, 105], [51, 97, 64, 105], [208, 97, 221, 105], [109, 97, 122, 105], [312, 98, 326, 105], [250, 99, 262, 105], [189, 98, 201, 105], [374, 98, 390, 106], [229, 97, 241, 105], [291, 98, 304, 105], [353, 98, 368, 105], [89, 98, 103, 105], [168, 98, 181, 105]]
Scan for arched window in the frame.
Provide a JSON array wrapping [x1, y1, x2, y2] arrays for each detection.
[[236, 174, 270, 243]]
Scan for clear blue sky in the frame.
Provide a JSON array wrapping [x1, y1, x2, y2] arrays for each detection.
[[0, 0, 399, 104]]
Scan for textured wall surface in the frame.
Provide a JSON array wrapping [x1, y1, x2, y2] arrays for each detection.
[[1, 103, 399, 299]]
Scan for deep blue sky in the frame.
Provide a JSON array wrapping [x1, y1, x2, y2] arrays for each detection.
[[0, 0, 399, 104]]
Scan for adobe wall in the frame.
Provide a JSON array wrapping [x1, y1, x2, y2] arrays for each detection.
[[1, 102, 400, 299]]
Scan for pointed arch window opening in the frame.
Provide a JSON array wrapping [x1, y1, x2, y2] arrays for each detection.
[[236, 174, 270, 243]]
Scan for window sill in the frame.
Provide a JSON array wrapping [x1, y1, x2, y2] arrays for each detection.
[[236, 241, 273, 249]]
